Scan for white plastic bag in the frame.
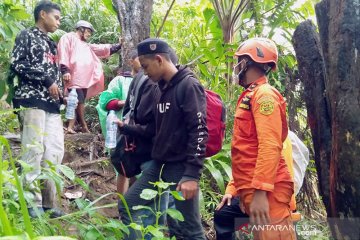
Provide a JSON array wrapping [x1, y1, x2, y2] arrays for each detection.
[[288, 131, 310, 195]]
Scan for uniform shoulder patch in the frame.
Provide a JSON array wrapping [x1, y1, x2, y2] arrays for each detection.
[[239, 95, 251, 110], [257, 95, 275, 115]]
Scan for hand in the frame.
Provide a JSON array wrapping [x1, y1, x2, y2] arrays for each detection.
[[118, 100, 126, 108], [63, 73, 71, 83], [119, 37, 125, 46], [48, 83, 60, 100], [240, 199, 246, 213], [115, 119, 124, 128], [249, 190, 270, 226], [215, 193, 233, 210], [176, 180, 198, 200]]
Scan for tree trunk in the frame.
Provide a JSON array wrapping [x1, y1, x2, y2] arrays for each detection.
[[293, 0, 360, 238], [292, 19, 332, 215], [112, 0, 154, 71], [316, 0, 360, 216]]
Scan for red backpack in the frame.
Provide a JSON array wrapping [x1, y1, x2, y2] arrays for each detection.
[[176, 77, 226, 157]]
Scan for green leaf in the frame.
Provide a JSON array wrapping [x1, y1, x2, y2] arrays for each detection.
[[198, 63, 212, 79], [0, 233, 30, 240], [140, 189, 158, 200], [151, 181, 175, 189], [85, 228, 101, 240], [132, 205, 154, 213], [165, 208, 184, 222], [0, 77, 6, 98], [48, 29, 67, 42], [75, 177, 90, 192], [103, 220, 129, 236], [101, 0, 117, 14], [129, 222, 142, 231], [170, 191, 185, 201], [146, 225, 164, 238], [57, 165, 75, 180], [117, 221, 130, 236], [34, 237, 77, 240], [9, 8, 29, 20], [204, 160, 225, 193], [215, 159, 232, 180]]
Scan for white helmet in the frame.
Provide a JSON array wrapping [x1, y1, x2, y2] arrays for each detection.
[[75, 20, 95, 32]]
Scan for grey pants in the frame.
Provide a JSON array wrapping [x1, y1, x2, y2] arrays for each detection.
[[118, 161, 205, 240], [19, 109, 64, 208]]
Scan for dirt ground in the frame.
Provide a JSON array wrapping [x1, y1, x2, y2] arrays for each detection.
[[5, 130, 216, 239], [61, 132, 119, 219]]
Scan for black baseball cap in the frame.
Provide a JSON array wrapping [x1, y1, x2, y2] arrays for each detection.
[[137, 38, 170, 56]]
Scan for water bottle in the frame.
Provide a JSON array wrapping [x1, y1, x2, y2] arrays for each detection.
[[65, 89, 78, 119], [105, 110, 118, 149]]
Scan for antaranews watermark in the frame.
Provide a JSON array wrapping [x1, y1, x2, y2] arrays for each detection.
[[235, 217, 360, 239]]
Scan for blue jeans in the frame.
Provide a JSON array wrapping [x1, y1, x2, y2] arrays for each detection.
[[119, 161, 205, 240]]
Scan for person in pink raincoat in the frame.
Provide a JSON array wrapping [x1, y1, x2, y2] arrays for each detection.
[[58, 20, 122, 133]]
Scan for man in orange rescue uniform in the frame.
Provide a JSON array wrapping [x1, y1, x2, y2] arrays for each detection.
[[231, 38, 296, 239]]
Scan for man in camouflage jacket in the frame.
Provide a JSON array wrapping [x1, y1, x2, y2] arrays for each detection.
[[10, 0, 64, 218]]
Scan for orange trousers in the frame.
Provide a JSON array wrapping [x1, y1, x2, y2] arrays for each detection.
[[240, 182, 297, 240]]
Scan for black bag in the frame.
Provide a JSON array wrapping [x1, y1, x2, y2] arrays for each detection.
[[110, 74, 148, 178], [110, 133, 142, 177]]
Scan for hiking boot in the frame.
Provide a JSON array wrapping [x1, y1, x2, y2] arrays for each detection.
[[28, 207, 45, 218], [43, 207, 65, 218]]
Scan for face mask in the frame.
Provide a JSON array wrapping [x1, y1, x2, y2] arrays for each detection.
[[231, 71, 239, 85], [233, 59, 248, 87]]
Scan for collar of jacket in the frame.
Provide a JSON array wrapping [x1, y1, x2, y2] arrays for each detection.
[[32, 26, 51, 39], [247, 76, 268, 91]]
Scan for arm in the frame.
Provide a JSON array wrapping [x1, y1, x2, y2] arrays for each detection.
[[106, 99, 125, 111], [249, 87, 286, 225], [11, 30, 53, 88], [176, 78, 208, 200], [98, 78, 124, 110], [58, 34, 73, 84], [216, 179, 236, 210], [135, 79, 157, 124], [57, 34, 72, 73], [60, 64, 71, 83], [225, 178, 237, 196], [110, 43, 121, 55], [110, 37, 123, 55], [181, 79, 208, 180], [90, 44, 111, 58], [119, 121, 155, 139], [251, 89, 285, 192]]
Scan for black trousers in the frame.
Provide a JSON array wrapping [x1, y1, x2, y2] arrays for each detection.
[[213, 197, 249, 240], [118, 161, 205, 240]]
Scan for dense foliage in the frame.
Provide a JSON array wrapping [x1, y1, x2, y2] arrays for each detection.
[[0, 0, 325, 239]]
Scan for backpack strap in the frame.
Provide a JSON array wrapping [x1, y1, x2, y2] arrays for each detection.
[[175, 75, 192, 109], [128, 73, 147, 120]]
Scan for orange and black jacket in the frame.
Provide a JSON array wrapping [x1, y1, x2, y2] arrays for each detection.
[[231, 76, 293, 193]]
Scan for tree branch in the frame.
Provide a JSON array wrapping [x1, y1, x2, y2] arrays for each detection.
[[156, 0, 176, 38]]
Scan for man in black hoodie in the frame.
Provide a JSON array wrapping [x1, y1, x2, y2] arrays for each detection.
[[118, 38, 208, 239]]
